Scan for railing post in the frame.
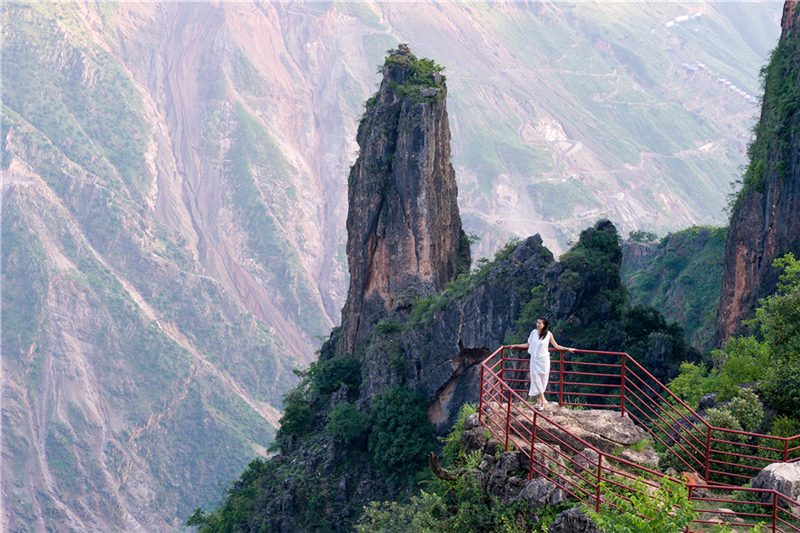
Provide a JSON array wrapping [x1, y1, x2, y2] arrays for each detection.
[[596, 452, 603, 512], [705, 426, 712, 484], [772, 491, 778, 533], [500, 347, 506, 383], [685, 485, 693, 533], [559, 349, 564, 407], [620, 355, 627, 418], [479, 364, 485, 426], [529, 410, 537, 480], [505, 389, 512, 452], [784, 437, 789, 463]]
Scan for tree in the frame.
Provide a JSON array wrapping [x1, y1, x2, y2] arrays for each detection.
[[750, 253, 800, 365], [368, 387, 437, 478]]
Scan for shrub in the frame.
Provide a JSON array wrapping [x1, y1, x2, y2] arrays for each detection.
[[278, 403, 313, 437], [668, 362, 710, 409], [368, 387, 437, 479], [326, 402, 368, 443], [313, 355, 362, 396], [760, 363, 800, 417], [582, 477, 695, 533], [727, 389, 765, 433], [628, 230, 658, 243]]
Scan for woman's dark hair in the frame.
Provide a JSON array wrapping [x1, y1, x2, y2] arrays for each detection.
[[538, 316, 550, 339]]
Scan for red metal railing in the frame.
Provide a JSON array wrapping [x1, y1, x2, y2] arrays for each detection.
[[478, 346, 800, 532]]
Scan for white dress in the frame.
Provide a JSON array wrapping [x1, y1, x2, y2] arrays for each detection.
[[527, 330, 552, 396]]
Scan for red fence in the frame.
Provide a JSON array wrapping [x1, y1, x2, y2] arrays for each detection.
[[478, 346, 800, 532]]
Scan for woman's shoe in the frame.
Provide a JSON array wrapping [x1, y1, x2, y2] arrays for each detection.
[[534, 404, 544, 412]]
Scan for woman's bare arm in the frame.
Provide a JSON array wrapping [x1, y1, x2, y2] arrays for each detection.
[[509, 343, 529, 350], [549, 334, 575, 352]]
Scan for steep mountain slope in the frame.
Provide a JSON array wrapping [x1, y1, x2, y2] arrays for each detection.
[[621, 226, 727, 351], [715, 1, 800, 345], [0, 2, 781, 531]]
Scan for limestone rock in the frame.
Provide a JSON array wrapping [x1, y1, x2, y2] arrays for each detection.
[[342, 45, 468, 355], [485, 438, 505, 457], [714, 1, 800, 345], [618, 445, 659, 469], [547, 506, 602, 533], [752, 462, 800, 507], [515, 478, 569, 509], [510, 404, 648, 453], [465, 412, 480, 430], [419, 87, 440, 98], [480, 451, 528, 502], [461, 426, 489, 454]]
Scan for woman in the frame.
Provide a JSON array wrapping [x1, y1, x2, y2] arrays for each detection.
[[510, 317, 575, 412]]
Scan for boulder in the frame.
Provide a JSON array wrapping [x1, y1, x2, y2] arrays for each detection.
[[510, 405, 648, 453], [515, 477, 569, 509], [547, 506, 602, 533], [485, 438, 505, 457], [751, 462, 800, 507], [465, 412, 480, 430], [481, 451, 528, 502], [419, 87, 441, 98], [570, 447, 604, 474], [521, 442, 566, 477], [461, 426, 488, 454], [617, 445, 659, 469]]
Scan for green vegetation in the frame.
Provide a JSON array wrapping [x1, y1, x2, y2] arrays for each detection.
[[326, 402, 368, 444], [730, 34, 800, 213], [1, 203, 48, 370], [622, 226, 727, 349], [3, 4, 150, 201], [583, 477, 695, 533], [628, 230, 658, 243], [368, 387, 437, 479], [527, 180, 601, 220], [354, 403, 547, 533], [667, 337, 769, 409], [382, 48, 446, 101], [661, 253, 800, 482], [560, 221, 622, 279]]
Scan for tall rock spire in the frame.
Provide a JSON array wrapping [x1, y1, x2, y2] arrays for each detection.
[[714, 1, 800, 346], [341, 45, 470, 354]]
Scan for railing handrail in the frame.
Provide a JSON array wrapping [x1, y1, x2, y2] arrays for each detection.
[[478, 347, 800, 532], [496, 346, 800, 442]]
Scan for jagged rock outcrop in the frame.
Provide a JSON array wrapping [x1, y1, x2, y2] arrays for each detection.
[[398, 235, 553, 429], [341, 45, 469, 354], [752, 462, 800, 508], [715, 1, 800, 346]]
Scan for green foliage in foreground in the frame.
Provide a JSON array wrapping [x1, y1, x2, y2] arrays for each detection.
[[583, 477, 761, 533], [583, 477, 695, 533]]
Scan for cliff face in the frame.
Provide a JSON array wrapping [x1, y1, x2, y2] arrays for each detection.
[[715, 1, 800, 346], [342, 47, 469, 354]]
